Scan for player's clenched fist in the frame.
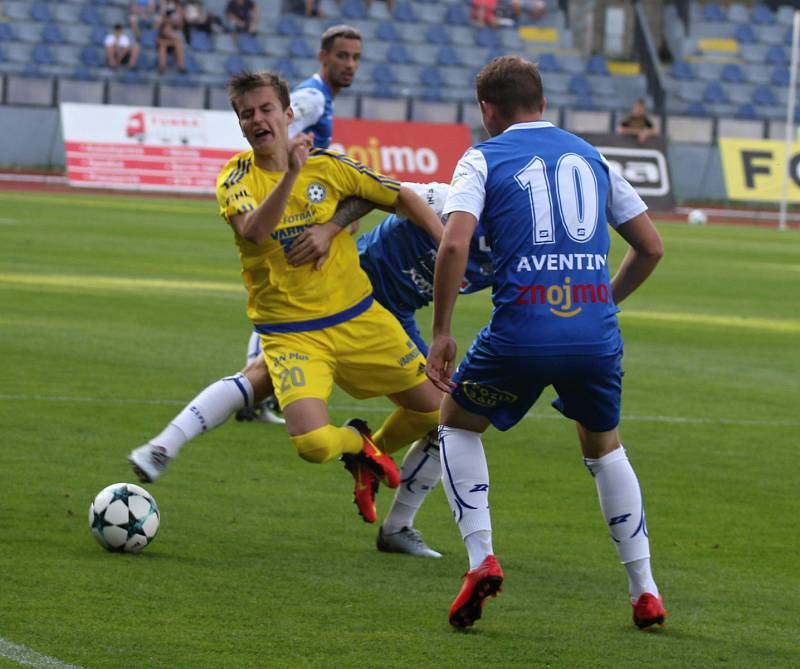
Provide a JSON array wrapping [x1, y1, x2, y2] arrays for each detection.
[[288, 132, 313, 174]]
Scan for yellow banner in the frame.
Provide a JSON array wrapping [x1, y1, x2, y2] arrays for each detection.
[[719, 138, 800, 202]]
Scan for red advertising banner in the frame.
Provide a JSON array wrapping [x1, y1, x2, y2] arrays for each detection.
[[329, 118, 472, 185]]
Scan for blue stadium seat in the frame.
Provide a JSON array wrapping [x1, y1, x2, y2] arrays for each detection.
[[734, 24, 757, 44], [702, 82, 729, 104], [80, 46, 104, 68], [751, 4, 775, 25], [121, 69, 148, 84], [444, 4, 470, 26], [89, 25, 107, 47], [31, 43, 56, 66], [140, 29, 158, 50], [376, 22, 400, 41], [273, 57, 298, 79], [184, 52, 203, 74], [766, 45, 788, 65], [771, 65, 790, 86], [702, 3, 726, 22], [21, 63, 45, 78], [393, 2, 417, 23], [735, 103, 758, 120], [371, 62, 396, 84], [0, 23, 17, 40], [686, 101, 709, 116], [79, 5, 104, 26], [720, 63, 745, 83], [288, 37, 313, 58], [537, 53, 562, 72], [189, 30, 213, 52], [341, 0, 368, 20], [372, 82, 397, 98], [586, 54, 609, 75], [568, 74, 592, 96], [71, 65, 98, 81], [420, 66, 444, 88], [670, 60, 696, 80], [785, 27, 794, 46], [387, 43, 412, 64], [437, 45, 462, 67], [238, 33, 265, 55], [426, 25, 452, 46], [276, 15, 302, 37], [225, 54, 249, 76], [165, 71, 198, 87], [41, 23, 65, 45], [475, 26, 500, 48], [752, 84, 777, 106], [30, 3, 54, 22]]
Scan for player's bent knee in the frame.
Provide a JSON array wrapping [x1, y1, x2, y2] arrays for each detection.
[[291, 427, 338, 464]]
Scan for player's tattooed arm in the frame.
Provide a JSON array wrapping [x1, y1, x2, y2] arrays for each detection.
[[328, 197, 375, 228]]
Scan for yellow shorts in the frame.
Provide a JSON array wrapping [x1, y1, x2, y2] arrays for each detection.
[[259, 301, 428, 409]]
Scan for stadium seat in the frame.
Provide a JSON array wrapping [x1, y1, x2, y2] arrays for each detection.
[[702, 82, 729, 104], [568, 74, 593, 96], [341, 0, 368, 20], [238, 33, 264, 55], [585, 54, 609, 75], [31, 43, 56, 66], [475, 26, 500, 48], [189, 30, 213, 53], [41, 23, 66, 45], [69, 65, 98, 82], [30, 3, 54, 23], [273, 57, 298, 79], [437, 45, 462, 67], [140, 29, 158, 50], [735, 103, 758, 120], [537, 53, 563, 72], [288, 37, 314, 59], [766, 45, 788, 65], [733, 24, 757, 45], [752, 84, 777, 106], [387, 43, 412, 64], [702, 3, 727, 22], [89, 25, 107, 47], [444, 4, 470, 26], [121, 69, 148, 84], [276, 15, 302, 37], [371, 62, 396, 84], [721, 63, 745, 83], [426, 25, 452, 46], [686, 101, 709, 116], [79, 46, 104, 68], [225, 54, 249, 76], [751, 4, 775, 25], [728, 3, 750, 23], [420, 66, 444, 88], [78, 5, 104, 26], [372, 82, 397, 98], [376, 21, 401, 41], [771, 65, 790, 86], [0, 22, 17, 41], [393, 2, 417, 22], [670, 60, 696, 80]]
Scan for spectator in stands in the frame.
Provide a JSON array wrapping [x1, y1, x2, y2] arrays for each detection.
[[161, 0, 186, 31], [471, 0, 500, 28], [129, 0, 159, 39], [290, 0, 324, 17], [366, 0, 396, 12], [618, 98, 659, 145], [157, 19, 187, 73], [225, 0, 260, 34], [105, 23, 140, 70], [183, 0, 225, 44], [498, 0, 546, 25]]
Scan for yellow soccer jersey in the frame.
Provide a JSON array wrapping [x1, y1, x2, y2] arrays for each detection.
[[216, 149, 401, 332]]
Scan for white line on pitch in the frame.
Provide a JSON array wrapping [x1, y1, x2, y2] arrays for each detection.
[[0, 395, 796, 428], [0, 638, 83, 669]]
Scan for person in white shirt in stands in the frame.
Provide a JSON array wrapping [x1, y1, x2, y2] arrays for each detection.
[[104, 23, 140, 70]]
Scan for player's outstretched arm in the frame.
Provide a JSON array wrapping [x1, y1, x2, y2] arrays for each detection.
[[427, 211, 476, 393], [397, 186, 445, 245], [611, 211, 664, 304], [230, 133, 313, 245]]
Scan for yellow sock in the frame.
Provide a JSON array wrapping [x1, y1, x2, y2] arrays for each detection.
[[372, 408, 440, 454], [291, 425, 363, 463]]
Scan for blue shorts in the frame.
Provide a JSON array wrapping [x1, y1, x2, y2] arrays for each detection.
[[392, 310, 428, 357], [451, 334, 623, 432]]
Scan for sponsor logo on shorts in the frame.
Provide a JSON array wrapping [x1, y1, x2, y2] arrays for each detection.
[[515, 276, 610, 318], [417, 361, 426, 376], [461, 380, 517, 407], [272, 352, 309, 366], [397, 340, 421, 367]]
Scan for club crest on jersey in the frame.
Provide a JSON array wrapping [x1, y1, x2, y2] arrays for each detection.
[[306, 181, 327, 204], [461, 380, 517, 407]]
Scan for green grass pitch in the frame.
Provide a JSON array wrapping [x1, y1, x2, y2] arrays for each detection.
[[0, 191, 798, 669]]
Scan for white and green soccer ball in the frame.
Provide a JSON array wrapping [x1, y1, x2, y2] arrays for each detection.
[[687, 208, 708, 226], [89, 482, 160, 553]]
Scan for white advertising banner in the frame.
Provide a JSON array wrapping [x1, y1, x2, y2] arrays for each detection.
[[59, 102, 248, 193]]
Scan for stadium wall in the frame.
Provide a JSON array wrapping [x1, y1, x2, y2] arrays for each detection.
[[0, 105, 728, 201]]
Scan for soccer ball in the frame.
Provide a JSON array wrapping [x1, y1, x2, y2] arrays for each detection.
[[89, 482, 160, 553], [687, 208, 708, 226]]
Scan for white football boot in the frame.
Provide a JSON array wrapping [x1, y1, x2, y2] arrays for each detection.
[[377, 526, 442, 558], [128, 444, 171, 483]]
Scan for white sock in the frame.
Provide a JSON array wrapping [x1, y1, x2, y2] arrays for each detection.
[[150, 373, 254, 458], [464, 530, 493, 570], [382, 433, 441, 534], [439, 425, 492, 569], [584, 446, 658, 597]]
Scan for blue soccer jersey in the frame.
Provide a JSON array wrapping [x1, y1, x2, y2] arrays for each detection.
[[289, 74, 334, 149], [444, 121, 647, 356]]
